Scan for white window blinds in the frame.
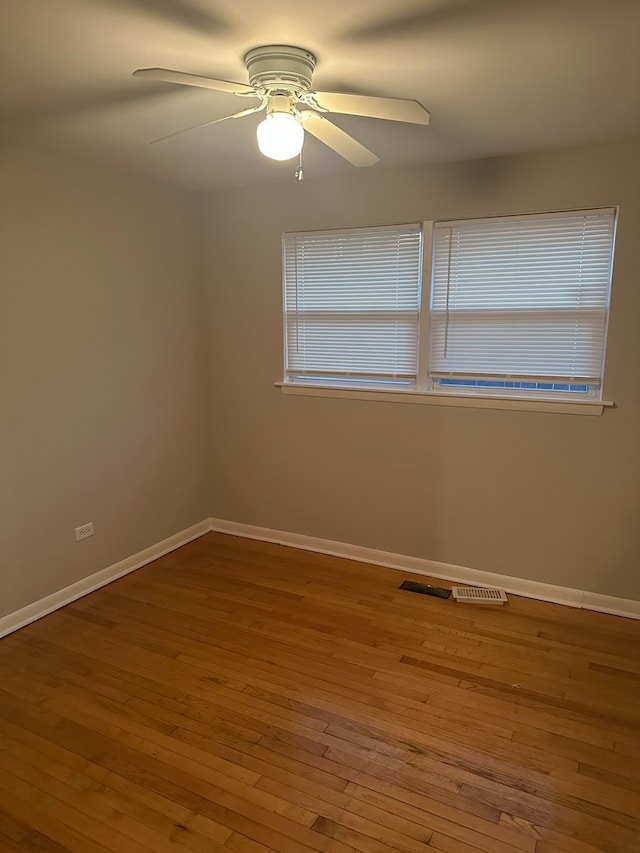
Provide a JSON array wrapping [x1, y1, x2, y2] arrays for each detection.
[[284, 224, 422, 385], [429, 209, 616, 390]]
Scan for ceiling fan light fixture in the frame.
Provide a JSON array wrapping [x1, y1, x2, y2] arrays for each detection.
[[135, 45, 429, 169], [257, 112, 304, 161]]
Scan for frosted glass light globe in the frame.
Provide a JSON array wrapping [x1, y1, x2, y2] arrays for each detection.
[[257, 113, 304, 161]]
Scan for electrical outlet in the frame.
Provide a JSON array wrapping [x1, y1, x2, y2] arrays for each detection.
[[75, 522, 94, 542]]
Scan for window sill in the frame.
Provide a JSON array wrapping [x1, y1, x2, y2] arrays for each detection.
[[275, 382, 614, 416]]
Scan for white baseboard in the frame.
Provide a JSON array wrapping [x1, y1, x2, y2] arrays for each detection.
[[0, 520, 213, 639], [581, 591, 640, 620], [3, 517, 638, 638], [210, 518, 640, 621]]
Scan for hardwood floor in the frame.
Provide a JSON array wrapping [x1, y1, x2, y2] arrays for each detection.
[[1, 533, 639, 853]]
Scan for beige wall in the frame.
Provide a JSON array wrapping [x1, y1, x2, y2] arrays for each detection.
[[202, 137, 640, 600], [0, 145, 211, 617]]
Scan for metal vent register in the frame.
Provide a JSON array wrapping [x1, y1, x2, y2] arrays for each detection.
[[452, 586, 508, 604]]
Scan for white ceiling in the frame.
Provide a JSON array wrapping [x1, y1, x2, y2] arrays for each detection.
[[2, 0, 639, 191]]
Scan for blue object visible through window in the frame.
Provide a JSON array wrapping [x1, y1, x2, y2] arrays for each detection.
[[437, 379, 589, 394]]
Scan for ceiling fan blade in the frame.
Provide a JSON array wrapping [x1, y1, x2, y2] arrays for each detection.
[[341, 0, 524, 43], [301, 114, 379, 167], [151, 103, 265, 144], [103, 0, 229, 36], [305, 91, 429, 125], [133, 68, 258, 97]]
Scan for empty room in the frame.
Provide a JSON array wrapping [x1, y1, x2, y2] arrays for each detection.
[[1, 1, 639, 852]]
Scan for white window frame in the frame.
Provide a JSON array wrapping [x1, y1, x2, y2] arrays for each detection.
[[278, 209, 617, 416]]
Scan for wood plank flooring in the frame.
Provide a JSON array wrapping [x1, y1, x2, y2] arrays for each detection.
[[1, 532, 639, 852]]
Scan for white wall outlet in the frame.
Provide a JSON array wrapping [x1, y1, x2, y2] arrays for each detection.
[[75, 522, 94, 542]]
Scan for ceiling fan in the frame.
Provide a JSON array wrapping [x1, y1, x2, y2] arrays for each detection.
[[133, 45, 430, 166]]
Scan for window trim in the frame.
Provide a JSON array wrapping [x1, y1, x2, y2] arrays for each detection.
[[279, 209, 617, 415], [276, 381, 613, 416]]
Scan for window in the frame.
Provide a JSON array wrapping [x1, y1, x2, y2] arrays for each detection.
[[429, 209, 616, 399], [283, 225, 422, 387], [282, 208, 617, 409]]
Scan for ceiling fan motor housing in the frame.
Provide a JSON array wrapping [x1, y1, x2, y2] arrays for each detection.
[[244, 45, 316, 96]]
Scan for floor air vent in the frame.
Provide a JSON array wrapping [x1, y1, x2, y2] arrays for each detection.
[[452, 586, 508, 604]]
